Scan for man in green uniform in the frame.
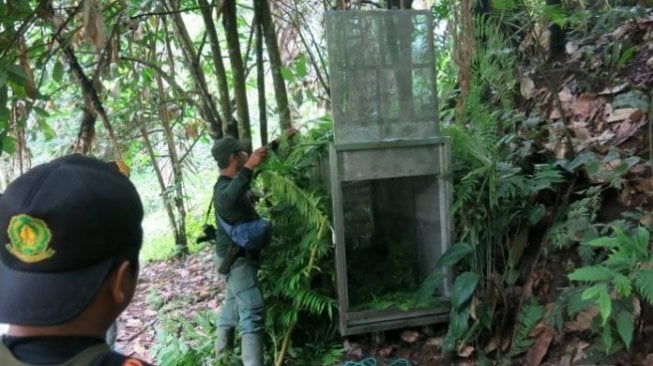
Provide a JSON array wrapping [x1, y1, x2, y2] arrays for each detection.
[[211, 136, 268, 366], [0, 154, 153, 366]]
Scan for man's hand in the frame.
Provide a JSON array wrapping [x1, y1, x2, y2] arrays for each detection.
[[244, 146, 268, 170]]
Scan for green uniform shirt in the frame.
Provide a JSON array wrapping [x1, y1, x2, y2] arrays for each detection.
[[213, 167, 259, 257], [0, 335, 153, 366]]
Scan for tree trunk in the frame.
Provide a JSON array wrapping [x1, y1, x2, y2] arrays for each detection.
[[140, 125, 180, 247], [36, 2, 116, 155], [198, 0, 236, 137], [165, 0, 222, 139], [156, 74, 189, 256], [222, 0, 251, 140], [255, 4, 268, 146], [259, 0, 292, 130]]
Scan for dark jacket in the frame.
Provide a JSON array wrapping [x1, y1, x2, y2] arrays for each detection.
[[213, 167, 259, 257]]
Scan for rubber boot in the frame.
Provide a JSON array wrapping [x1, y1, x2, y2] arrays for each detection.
[[215, 327, 235, 362], [241, 332, 264, 366]]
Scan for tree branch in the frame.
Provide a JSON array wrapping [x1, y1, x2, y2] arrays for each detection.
[[129, 6, 211, 19], [120, 56, 199, 109]]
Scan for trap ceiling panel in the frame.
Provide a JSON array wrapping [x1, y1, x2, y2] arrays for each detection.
[[326, 10, 439, 145]]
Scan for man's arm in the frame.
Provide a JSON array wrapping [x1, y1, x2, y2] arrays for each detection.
[[217, 146, 268, 210]]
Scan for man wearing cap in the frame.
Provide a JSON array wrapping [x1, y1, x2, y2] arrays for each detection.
[[0, 154, 153, 366], [211, 136, 268, 366]]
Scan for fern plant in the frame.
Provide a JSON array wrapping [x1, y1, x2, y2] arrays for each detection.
[[152, 310, 217, 366], [509, 300, 546, 357], [568, 224, 653, 353], [442, 15, 569, 356], [255, 117, 340, 366]]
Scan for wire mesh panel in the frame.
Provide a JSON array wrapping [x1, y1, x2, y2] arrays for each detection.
[[326, 10, 439, 144], [326, 10, 450, 336]]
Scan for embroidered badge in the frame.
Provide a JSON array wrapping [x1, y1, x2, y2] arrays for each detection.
[[112, 160, 131, 178], [5, 214, 55, 263]]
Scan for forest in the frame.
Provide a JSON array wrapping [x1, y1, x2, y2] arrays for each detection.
[[1, 0, 653, 365]]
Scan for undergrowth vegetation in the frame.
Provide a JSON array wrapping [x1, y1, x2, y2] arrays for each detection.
[[149, 1, 653, 365], [439, 1, 653, 364]]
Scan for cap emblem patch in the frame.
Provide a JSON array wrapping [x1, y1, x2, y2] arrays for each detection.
[[113, 160, 131, 178], [5, 214, 55, 263]]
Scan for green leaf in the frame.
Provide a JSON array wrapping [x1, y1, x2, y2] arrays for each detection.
[[510, 300, 544, 356], [612, 273, 632, 298], [634, 269, 653, 304], [616, 310, 634, 349], [0, 69, 7, 87], [436, 242, 472, 268], [603, 322, 613, 353], [567, 290, 592, 317], [617, 46, 637, 69], [635, 227, 650, 254], [568, 266, 615, 282], [0, 108, 9, 124], [295, 54, 307, 78], [582, 284, 611, 325], [528, 204, 546, 225], [493, 0, 519, 10], [1, 135, 17, 155], [5, 64, 29, 86], [280, 66, 294, 82], [33, 106, 49, 117], [587, 236, 619, 249], [52, 61, 64, 82], [613, 90, 649, 111], [448, 307, 470, 340], [451, 271, 479, 309], [415, 271, 444, 303], [37, 119, 56, 141]]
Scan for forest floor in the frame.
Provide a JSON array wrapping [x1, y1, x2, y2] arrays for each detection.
[[114, 246, 653, 365], [115, 246, 476, 365]]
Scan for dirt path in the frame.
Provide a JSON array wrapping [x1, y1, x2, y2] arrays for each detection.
[[115, 247, 224, 362]]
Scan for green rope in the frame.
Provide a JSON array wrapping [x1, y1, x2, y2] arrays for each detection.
[[342, 357, 411, 366]]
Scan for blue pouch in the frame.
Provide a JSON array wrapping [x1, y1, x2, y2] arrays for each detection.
[[218, 215, 271, 250]]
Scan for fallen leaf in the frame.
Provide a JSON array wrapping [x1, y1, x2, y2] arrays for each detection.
[[426, 337, 443, 347], [484, 333, 501, 353], [558, 90, 574, 108], [606, 108, 639, 122], [647, 56, 653, 67], [400, 330, 420, 343], [521, 77, 536, 99], [572, 341, 591, 364], [457, 345, 475, 358], [549, 108, 562, 120], [565, 306, 599, 332], [344, 340, 363, 358], [378, 344, 394, 358], [640, 212, 653, 227], [526, 325, 555, 366], [126, 318, 142, 328], [565, 41, 579, 54], [572, 121, 591, 141], [645, 353, 653, 366], [598, 83, 628, 95]]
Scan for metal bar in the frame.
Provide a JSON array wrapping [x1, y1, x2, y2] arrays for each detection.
[[334, 137, 448, 151], [330, 144, 350, 334], [343, 313, 450, 336]]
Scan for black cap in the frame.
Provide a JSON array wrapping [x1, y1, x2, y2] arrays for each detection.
[[211, 136, 250, 167], [0, 154, 144, 325]]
